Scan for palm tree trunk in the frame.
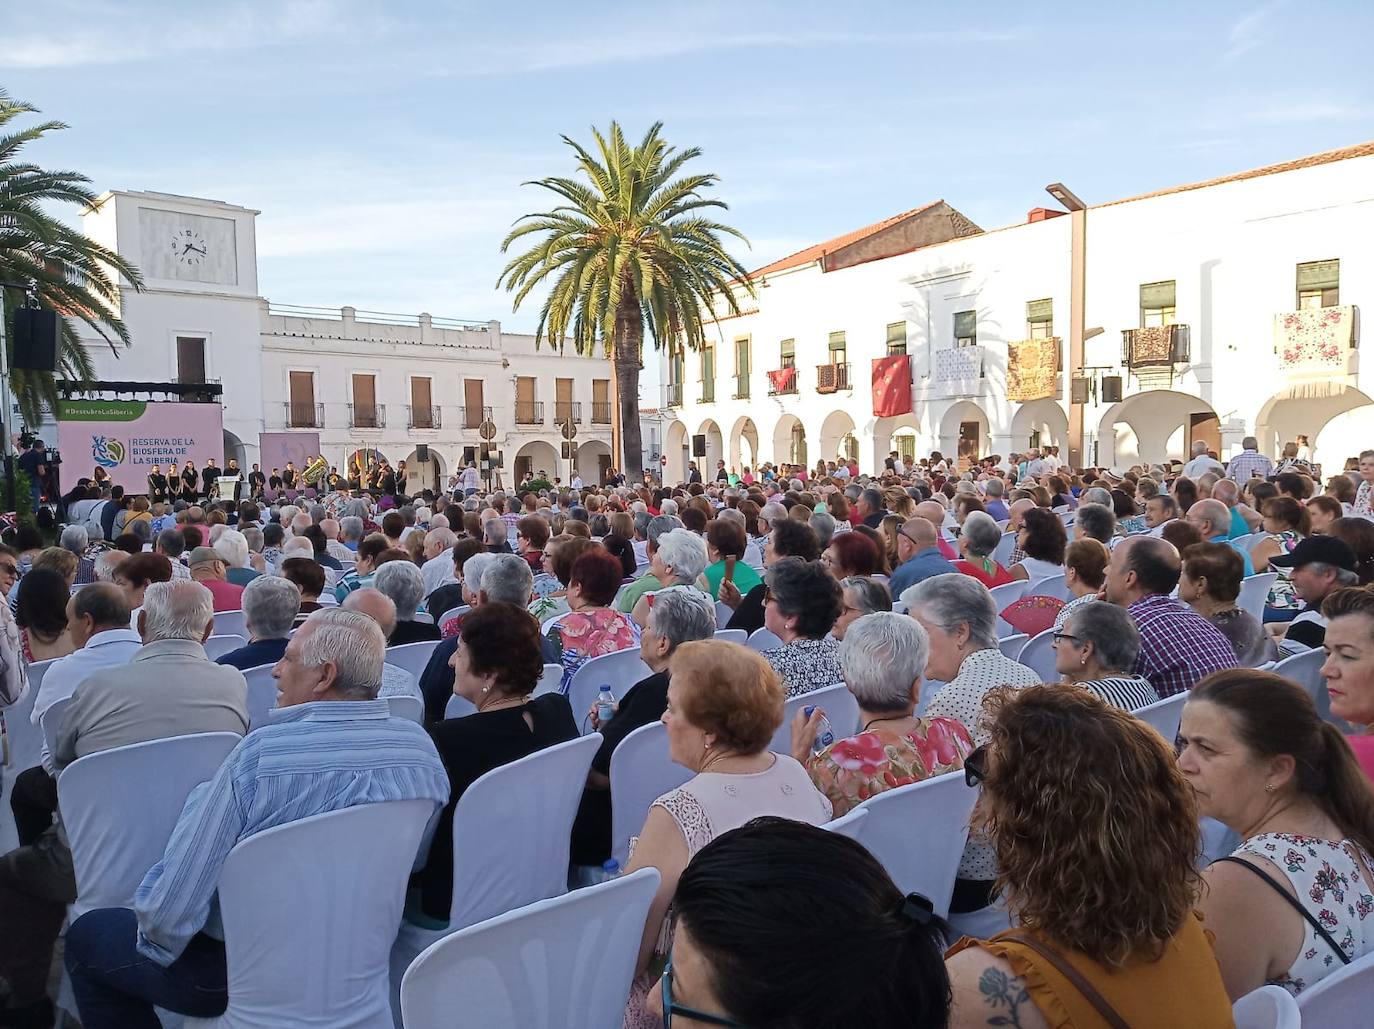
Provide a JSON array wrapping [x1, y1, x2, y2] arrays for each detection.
[[614, 292, 645, 478]]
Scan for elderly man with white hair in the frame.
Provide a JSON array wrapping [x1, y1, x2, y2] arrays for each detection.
[[339, 588, 424, 703], [63, 606, 447, 1026], [318, 517, 353, 564], [215, 574, 302, 670], [420, 527, 459, 598], [373, 561, 441, 645], [213, 528, 259, 587]]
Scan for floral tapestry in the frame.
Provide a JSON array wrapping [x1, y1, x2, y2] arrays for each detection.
[[1006, 337, 1059, 402], [1274, 306, 1355, 371]]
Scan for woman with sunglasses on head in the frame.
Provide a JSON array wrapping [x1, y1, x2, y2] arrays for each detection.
[[648, 817, 953, 1028], [946, 684, 1234, 1028]]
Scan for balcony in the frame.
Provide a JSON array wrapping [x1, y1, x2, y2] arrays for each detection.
[[554, 401, 582, 425], [815, 362, 851, 394], [665, 382, 683, 407], [733, 373, 751, 400], [699, 379, 715, 404], [407, 405, 442, 430], [767, 367, 798, 396], [348, 403, 385, 429], [515, 401, 544, 425], [591, 401, 612, 424], [460, 405, 493, 430], [1122, 324, 1191, 368], [285, 402, 323, 428]]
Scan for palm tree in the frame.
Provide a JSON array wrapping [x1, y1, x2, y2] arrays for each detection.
[[0, 88, 141, 425], [498, 121, 753, 478]]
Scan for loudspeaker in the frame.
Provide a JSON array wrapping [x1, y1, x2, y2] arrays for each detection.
[[1070, 377, 1091, 405], [415, 444, 429, 463], [12, 308, 60, 372], [492, 451, 502, 468], [692, 434, 706, 457], [1101, 376, 1123, 403]]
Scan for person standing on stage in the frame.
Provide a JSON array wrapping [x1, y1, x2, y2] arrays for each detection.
[[268, 467, 283, 492], [248, 463, 266, 499], [282, 461, 298, 490], [180, 461, 198, 503], [201, 458, 219, 499], [146, 465, 168, 503]]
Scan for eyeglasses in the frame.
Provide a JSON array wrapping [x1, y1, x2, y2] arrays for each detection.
[[964, 744, 989, 788], [660, 955, 747, 1028], [0, 564, 15, 576], [762, 588, 774, 604], [1051, 632, 1080, 646]]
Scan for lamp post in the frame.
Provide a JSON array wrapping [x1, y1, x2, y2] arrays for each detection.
[[1046, 183, 1088, 469]]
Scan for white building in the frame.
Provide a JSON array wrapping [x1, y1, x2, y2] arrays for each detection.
[[663, 141, 1374, 481], [54, 190, 614, 491]]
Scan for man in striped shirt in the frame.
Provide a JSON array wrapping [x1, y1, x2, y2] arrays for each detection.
[[1224, 436, 1274, 484], [64, 609, 450, 1028]]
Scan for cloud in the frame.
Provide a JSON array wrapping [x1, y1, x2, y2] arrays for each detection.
[[1226, 2, 1284, 61]]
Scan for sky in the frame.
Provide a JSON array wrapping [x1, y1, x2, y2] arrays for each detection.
[[7, 0, 1374, 345]]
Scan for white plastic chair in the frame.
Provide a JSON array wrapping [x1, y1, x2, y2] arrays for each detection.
[[989, 580, 1029, 613], [242, 664, 279, 729], [1273, 647, 1334, 722], [1236, 572, 1277, 622], [390, 735, 602, 1018], [1134, 692, 1187, 744], [184, 798, 437, 1029], [714, 600, 734, 628], [532, 662, 564, 698], [565, 650, 650, 734], [212, 609, 247, 638], [997, 634, 1028, 660], [1295, 946, 1374, 1023], [2, 657, 56, 775], [60, 732, 242, 920], [822, 805, 869, 843], [386, 695, 423, 724], [436, 605, 469, 629], [386, 640, 441, 682], [856, 771, 976, 918], [916, 678, 945, 716], [1232, 985, 1299, 1029], [993, 531, 1017, 567], [444, 693, 477, 719], [608, 721, 692, 867], [1017, 627, 1059, 682], [39, 695, 69, 771], [203, 634, 248, 661], [769, 683, 861, 756], [399, 867, 661, 1029], [713, 628, 747, 644], [746, 627, 782, 652], [1025, 573, 1070, 602]]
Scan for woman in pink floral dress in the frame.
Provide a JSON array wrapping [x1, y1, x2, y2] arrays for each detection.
[[548, 548, 640, 691], [790, 611, 972, 816]]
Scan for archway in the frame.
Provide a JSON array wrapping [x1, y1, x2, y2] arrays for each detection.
[[1255, 382, 1372, 464], [728, 416, 759, 473], [403, 448, 446, 496], [1010, 400, 1069, 452], [938, 402, 990, 469], [696, 419, 724, 474], [819, 410, 858, 465], [222, 429, 247, 471], [665, 419, 689, 484], [576, 439, 612, 485], [872, 414, 925, 474], [513, 440, 560, 485], [1098, 390, 1216, 467], [772, 414, 808, 469]]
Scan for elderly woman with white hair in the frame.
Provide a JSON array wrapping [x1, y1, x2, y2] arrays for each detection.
[[60, 524, 97, 585], [212, 528, 260, 587], [215, 574, 301, 670], [373, 560, 440, 645], [629, 528, 711, 628], [833, 575, 890, 641], [792, 611, 973, 816], [952, 510, 1015, 588]]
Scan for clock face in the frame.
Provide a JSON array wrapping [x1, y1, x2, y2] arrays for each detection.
[[170, 228, 209, 267]]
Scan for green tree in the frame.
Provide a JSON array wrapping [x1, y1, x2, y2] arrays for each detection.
[[498, 121, 753, 478], [0, 89, 141, 425]]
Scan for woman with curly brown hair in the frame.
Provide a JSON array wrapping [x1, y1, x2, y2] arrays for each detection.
[[945, 684, 1233, 1028]]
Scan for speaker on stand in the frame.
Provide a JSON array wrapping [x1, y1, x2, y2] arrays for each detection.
[[692, 434, 706, 458]]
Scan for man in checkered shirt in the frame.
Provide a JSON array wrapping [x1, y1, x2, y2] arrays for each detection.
[[1104, 536, 1238, 697], [1225, 436, 1274, 485]]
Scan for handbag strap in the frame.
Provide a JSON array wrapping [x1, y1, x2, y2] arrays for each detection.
[[999, 931, 1130, 1029], [1214, 856, 1351, 965]]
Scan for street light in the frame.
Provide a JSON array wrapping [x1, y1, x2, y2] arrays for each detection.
[[1046, 183, 1089, 467], [1045, 183, 1087, 213]]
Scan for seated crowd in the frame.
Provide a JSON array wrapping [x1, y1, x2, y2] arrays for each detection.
[[0, 441, 1370, 1027]]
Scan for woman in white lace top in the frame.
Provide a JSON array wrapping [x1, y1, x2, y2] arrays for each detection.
[[622, 639, 832, 1027]]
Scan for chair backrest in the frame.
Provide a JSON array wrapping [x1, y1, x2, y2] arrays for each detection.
[[386, 640, 441, 682], [989, 580, 1029, 613], [609, 721, 692, 867], [3, 658, 57, 774], [444, 693, 478, 719], [746, 627, 782, 652], [39, 695, 70, 768], [713, 628, 747, 644], [1232, 985, 1300, 1029], [449, 734, 601, 929], [386, 695, 423, 724], [856, 771, 976, 918], [714, 601, 734, 628], [212, 609, 247, 637], [1017, 627, 1058, 682], [916, 678, 945, 716], [1272, 647, 1331, 720], [993, 531, 1017, 566], [1295, 946, 1374, 1022], [242, 664, 279, 729], [532, 662, 564, 698], [189, 799, 436, 1029], [997, 634, 1028, 660], [891, 599, 907, 615], [203, 634, 248, 660], [1236, 572, 1277, 622], [400, 868, 661, 1029], [59, 732, 241, 920], [769, 683, 861, 756], [1025, 573, 1069, 602], [822, 805, 869, 843], [436, 605, 469, 629], [566, 650, 651, 735], [1134, 692, 1188, 745]]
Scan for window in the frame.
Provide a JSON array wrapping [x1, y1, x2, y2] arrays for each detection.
[[1297, 259, 1339, 309], [1139, 280, 1176, 328], [176, 336, 206, 384], [669, 350, 684, 384], [735, 337, 751, 375], [515, 376, 538, 423], [779, 338, 795, 370], [886, 322, 907, 356], [410, 376, 433, 429], [555, 377, 575, 423], [828, 330, 847, 364], [1027, 299, 1053, 339], [464, 379, 485, 428], [592, 379, 611, 423], [954, 311, 977, 347], [351, 373, 378, 427], [288, 370, 315, 427], [700, 345, 716, 402]]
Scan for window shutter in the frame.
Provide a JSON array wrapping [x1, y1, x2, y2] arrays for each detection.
[[1139, 280, 1176, 310], [954, 311, 976, 339], [1027, 299, 1053, 323], [886, 322, 906, 346], [1297, 260, 1339, 292], [828, 331, 847, 352], [780, 338, 795, 359]]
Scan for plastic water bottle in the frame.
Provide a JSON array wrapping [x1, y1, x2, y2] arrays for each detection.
[[600, 858, 621, 883], [804, 704, 835, 754], [595, 685, 616, 724]]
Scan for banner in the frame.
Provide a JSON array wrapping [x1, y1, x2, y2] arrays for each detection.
[[1006, 337, 1059, 402], [57, 400, 223, 493], [871, 355, 912, 417], [258, 432, 321, 476]]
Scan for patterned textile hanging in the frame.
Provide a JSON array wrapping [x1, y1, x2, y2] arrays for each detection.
[[1274, 306, 1355, 372], [1006, 337, 1059, 402]]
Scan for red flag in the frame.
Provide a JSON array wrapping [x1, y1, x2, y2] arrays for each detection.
[[872, 355, 912, 417]]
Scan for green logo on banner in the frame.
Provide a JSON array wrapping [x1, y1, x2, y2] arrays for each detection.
[[56, 400, 148, 422]]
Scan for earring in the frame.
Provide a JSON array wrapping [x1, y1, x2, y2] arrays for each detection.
[[481, 686, 490, 694], [1264, 783, 1275, 793]]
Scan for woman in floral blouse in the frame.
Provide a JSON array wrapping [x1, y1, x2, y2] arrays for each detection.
[[547, 547, 640, 691], [792, 611, 972, 816]]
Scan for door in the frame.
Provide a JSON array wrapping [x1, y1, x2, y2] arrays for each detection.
[[464, 379, 484, 429], [177, 337, 206, 384], [1189, 413, 1221, 456], [555, 377, 574, 424], [516, 377, 536, 423], [288, 371, 315, 427], [593, 378, 610, 424], [352, 374, 377, 428], [958, 421, 981, 466], [411, 377, 433, 429], [598, 453, 612, 484]]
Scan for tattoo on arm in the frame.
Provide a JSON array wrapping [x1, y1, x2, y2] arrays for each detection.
[[978, 967, 1031, 1028]]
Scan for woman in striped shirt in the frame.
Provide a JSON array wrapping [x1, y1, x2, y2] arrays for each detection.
[[1052, 600, 1160, 712]]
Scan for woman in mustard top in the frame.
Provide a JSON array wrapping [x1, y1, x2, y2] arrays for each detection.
[[945, 684, 1233, 1028]]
